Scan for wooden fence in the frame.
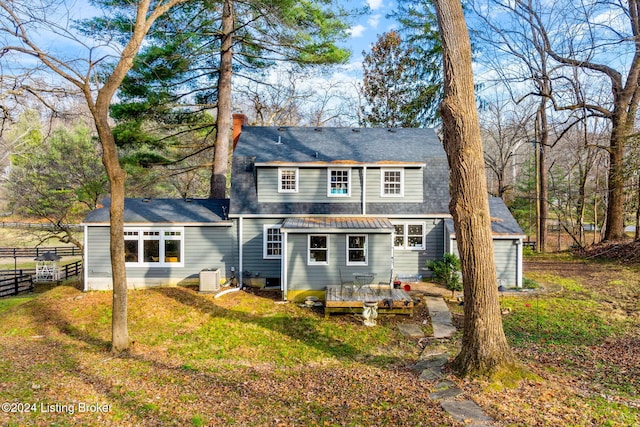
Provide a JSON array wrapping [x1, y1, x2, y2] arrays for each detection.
[[0, 221, 82, 231], [0, 274, 33, 298], [0, 246, 82, 258], [0, 260, 83, 298]]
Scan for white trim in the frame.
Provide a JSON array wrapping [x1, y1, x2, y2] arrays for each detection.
[[256, 161, 423, 167], [238, 217, 244, 287], [277, 167, 299, 193], [228, 214, 451, 219], [123, 226, 185, 267], [83, 224, 88, 292], [346, 234, 368, 266], [380, 168, 404, 197], [392, 222, 426, 250], [263, 224, 283, 259], [308, 234, 329, 265], [83, 222, 233, 227], [327, 168, 351, 197], [515, 238, 523, 288]]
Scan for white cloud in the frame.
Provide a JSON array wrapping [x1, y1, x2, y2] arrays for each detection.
[[348, 24, 367, 38], [368, 0, 384, 11], [368, 14, 381, 29]]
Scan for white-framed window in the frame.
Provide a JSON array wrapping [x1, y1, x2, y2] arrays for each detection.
[[381, 168, 403, 197], [393, 222, 425, 250], [346, 234, 367, 265], [278, 168, 298, 193], [263, 224, 282, 259], [328, 168, 350, 197], [124, 227, 184, 266], [308, 234, 329, 265]]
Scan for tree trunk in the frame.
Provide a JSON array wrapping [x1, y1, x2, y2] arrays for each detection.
[[433, 0, 514, 377], [536, 103, 549, 252], [91, 112, 128, 352], [604, 121, 628, 240], [210, 0, 234, 199]]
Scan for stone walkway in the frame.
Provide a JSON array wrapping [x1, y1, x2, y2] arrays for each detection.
[[399, 285, 496, 426]]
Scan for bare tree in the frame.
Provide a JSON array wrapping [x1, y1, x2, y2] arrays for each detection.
[[235, 68, 359, 127], [433, 0, 514, 377], [481, 95, 535, 200], [0, 0, 188, 352], [472, 0, 640, 241]]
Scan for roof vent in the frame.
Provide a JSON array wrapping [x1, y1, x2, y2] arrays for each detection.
[[142, 198, 151, 203], [277, 127, 286, 131], [314, 128, 322, 132], [352, 128, 361, 132], [387, 128, 397, 133], [185, 198, 193, 203], [275, 136, 283, 144], [314, 151, 319, 158]]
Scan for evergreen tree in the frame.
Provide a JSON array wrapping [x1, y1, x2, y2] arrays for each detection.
[[360, 31, 439, 128], [101, 0, 353, 197]]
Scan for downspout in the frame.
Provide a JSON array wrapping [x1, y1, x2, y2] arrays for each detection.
[[362, 166, 367, 215], [390, 231, 395, 286], [282, 230, 288, 300], [215, 216, 243, 298], [515, 239, 523, 288]]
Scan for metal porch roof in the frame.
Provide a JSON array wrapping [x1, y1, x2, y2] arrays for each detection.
[[280, 217, 394, 232]]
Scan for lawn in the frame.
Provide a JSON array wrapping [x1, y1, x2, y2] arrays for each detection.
[[0, 255, 638, 426]]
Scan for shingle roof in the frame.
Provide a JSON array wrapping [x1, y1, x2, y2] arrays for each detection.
[[281, 217, 395, 232], [83, 198, 231, 225], [233, 127, 445, 164], [230, 127, 450, 216], [444, 197, 525, 237]]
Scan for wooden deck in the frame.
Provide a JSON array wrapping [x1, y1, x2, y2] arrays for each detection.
[[324, 284, 414, 318]]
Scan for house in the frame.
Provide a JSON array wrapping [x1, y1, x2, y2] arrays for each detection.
[[83, 121, 525, 298], [83, 198, 237, 290]]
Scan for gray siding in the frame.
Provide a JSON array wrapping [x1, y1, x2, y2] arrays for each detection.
[[493, 239, 518, 287], [257, 167, 362, 204], [448, 238, 519, 287], [86, 226, 111, 277], [240, 218, 283, 282], [286, 233, 393, 291], [393, 219, 444, 279], [366, 167, 423, 203], [86, 224, 238, 289]]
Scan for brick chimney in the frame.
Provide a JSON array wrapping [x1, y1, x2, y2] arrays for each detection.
[[232, 113, 247, 150]]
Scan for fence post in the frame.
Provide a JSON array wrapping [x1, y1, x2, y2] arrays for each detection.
[[14, 274, 18, 296]]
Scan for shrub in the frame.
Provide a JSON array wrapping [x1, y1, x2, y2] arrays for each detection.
[[426, 253, 462, 297]]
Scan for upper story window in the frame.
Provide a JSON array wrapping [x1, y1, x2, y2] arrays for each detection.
[[346, 234, 367, 265], [393, 222, 425, 250], [381, 169, 403, 197], [308, 235, 329, 265], [328, 168, 350, 197], [278, 168, 298, 193], [263, 225, 282, 259], [124, 227, 184, 266]]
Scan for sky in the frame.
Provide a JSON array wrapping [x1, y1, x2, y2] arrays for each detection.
[[343, 0, 399, 75]]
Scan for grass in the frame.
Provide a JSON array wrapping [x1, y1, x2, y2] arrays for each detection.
[[0, 256, 639, 426]]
